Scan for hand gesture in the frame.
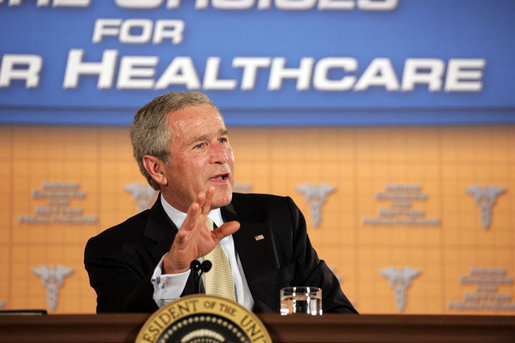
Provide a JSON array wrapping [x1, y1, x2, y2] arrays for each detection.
[[162, 187, 240, 274]]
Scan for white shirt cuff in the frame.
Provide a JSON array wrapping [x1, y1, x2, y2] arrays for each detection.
[[151, 254, 191, 308]]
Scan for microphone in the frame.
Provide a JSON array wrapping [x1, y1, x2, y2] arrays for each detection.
[[190, 259, 212, 293], [190, 260, 201, 271], [201, 260, 212, 273], [190, 260, 201, 293]]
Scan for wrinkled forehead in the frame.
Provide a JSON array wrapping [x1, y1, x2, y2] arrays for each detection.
[[167, 104, 226, 141]]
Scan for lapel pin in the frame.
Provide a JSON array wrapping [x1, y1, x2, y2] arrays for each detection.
[[254, 234, 265, 241]]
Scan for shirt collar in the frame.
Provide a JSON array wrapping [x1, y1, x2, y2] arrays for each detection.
[[160, 194, 224, 229]]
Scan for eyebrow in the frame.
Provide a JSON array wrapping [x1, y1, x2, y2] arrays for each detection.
[[188, 128, 229, 146]]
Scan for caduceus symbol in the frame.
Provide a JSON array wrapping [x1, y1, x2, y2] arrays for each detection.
[[466, 185, 506, 230], [296, 183, 336, 228], [380, 266, 420, 313], [125, 182, 158, 212], [32, 265, 74, 312]]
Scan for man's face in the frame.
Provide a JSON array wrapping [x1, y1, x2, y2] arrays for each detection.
[[161, 104, 235, 212]]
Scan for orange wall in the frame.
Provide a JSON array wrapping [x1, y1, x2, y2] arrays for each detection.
[[0, 125, 513, 314]]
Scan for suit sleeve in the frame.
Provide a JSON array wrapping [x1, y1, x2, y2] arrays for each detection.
[[84, 236, 158, 313], [286, 197, 358, 314]]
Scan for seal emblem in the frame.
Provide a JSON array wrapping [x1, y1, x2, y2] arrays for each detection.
[[136, 295, 272, 343]]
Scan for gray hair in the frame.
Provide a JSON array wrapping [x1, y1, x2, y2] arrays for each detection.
[[130, 92, 215, 190]]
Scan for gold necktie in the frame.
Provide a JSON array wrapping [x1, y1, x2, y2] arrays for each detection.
[[204, 218, 236, 301]]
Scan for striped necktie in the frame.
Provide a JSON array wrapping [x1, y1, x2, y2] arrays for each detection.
[[204, 218, 236, 301]]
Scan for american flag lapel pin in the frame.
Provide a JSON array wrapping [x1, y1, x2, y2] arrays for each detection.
[[254, 234, 265, 241]]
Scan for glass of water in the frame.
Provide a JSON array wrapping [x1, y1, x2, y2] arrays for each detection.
[[280, 286, 322, 315]]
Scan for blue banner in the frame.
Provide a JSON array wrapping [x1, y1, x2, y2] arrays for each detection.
[[0, 0, 514, 126]]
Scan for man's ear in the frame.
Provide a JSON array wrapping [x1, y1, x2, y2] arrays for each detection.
[[142, 155, 168, 186]]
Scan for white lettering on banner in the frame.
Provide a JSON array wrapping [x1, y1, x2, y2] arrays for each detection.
[[212, 0, 256, 10], [0, 54, 42, 88], [155, 57, 201, 89], [92, 19, 122, 43], [113, 0, 398, 10], [313, 57, 357, 90], [401, 59, 445, 92], [204, 57, 238, 90], [117, 56, 159, 89], [275, 0, 318, 10], [119, 19, 153, 43], [53, 0, 89, 5], [93, 19, 184, 44], [61, 51, 485, 92], [233, 57, 272, 90], [4, 0, 90, 6], [194, 0, 209, 9], [63, 49, 117, 88], [268, 57, 314, 90], [115, 0, 165, 8], [445, 59, 486, 92], [154, 20, 185, 44], [354, 58, 399, 91]]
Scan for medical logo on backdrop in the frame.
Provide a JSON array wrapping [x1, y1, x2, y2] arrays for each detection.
[[448, 267, 515, 311], [296, 183, 336, 228], [32, 265, 73, 312], [136, 295, 271, 343], [125, 182, 158, 212], [362, 183, 440, 226], [18, 181, 97, 225], [466, 185, 506, 230], [381, 266, 421, 312]]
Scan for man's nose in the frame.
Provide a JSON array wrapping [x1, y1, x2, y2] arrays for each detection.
[[209, 142, 228, 164]]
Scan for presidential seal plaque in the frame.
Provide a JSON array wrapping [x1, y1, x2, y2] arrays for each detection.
[[136, 295, 272, 343]]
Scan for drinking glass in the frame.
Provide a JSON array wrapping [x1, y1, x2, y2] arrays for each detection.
[[280, 286, 322, 315]]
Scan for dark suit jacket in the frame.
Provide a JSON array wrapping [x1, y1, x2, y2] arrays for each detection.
[[84, 193, 357, 314]]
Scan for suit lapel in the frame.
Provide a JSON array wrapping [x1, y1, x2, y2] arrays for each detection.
[[143, 197, 178, 263], [222, 201, 280, 312]]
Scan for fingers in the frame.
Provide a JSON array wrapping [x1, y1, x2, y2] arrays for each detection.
[[181, 201, 201, 233], [201, 186, 215, 215], [192, 187, 213, 215], [172, 225, 189, 244], [165, 188, 226, 274], [211, 221, 240, 241], [184, 187, 214, 229], [185, 186, 213, 222]]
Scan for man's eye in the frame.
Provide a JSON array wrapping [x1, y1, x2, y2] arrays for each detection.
[[194, 143, 205, 149], [219, 137, 228, 144]]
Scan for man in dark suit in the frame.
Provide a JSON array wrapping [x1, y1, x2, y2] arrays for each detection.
[[84, 92, 357, 314]]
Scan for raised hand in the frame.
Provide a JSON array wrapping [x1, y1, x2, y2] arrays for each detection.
[[162, 186, 240, 274]]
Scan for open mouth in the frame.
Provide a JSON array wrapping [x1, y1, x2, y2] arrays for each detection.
[[209, 173, 230, 182]]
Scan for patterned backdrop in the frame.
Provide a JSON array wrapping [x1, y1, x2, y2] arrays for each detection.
[[0, 124, 513, 314]]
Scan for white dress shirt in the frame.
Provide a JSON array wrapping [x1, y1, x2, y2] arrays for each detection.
[[151, 194, 254, 310]]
